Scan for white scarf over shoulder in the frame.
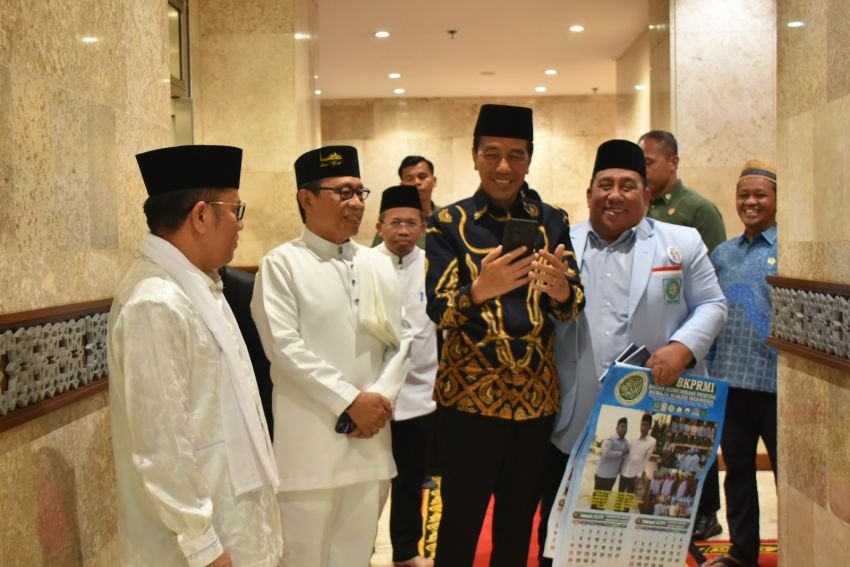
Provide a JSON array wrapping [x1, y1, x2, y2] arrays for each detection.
[[139, 234, 279, 496]]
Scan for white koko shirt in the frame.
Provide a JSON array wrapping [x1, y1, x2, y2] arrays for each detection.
[[376, 243, 438, 421], [108, 257, 282, 567], [251, 228, 412, 492]]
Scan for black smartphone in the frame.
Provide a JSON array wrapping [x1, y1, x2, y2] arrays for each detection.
[[502, 218, 539, 258], [335, 411, 355, 434]]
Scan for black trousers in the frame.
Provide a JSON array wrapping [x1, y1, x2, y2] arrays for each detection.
[[721, 388, 777, 565], [538, 443, 569, 567], [697, 459, 721, 515], [434, 408, 554, 567], [390, 412, 435, 562]]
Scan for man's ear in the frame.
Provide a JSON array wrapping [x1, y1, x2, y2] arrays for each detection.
[[670, 154, 680, 170], [188, 200, 210, 233], [375, 221, 382, 234], [297, 189, 313, 214], [471, 148, 479, 170]]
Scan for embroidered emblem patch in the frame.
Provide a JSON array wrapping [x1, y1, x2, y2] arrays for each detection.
[[663, 277, 682, 304]]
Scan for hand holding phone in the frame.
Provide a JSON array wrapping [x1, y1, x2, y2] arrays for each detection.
[[502, 218, 539, 259]]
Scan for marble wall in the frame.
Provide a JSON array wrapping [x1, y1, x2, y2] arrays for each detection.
[[776, 0, 850, 564], [670, 0, 777, 237], [0, 2, 171, 563], [616, 31, 652, 143], [192, 0, 320, 264], [322, 95, 624, 244], [648, 0, 672, 130]]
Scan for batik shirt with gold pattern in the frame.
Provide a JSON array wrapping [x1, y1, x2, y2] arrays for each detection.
[[425, 189, 585, 420]]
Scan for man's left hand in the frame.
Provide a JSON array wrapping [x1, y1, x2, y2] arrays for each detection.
[[531, 244, 572, 303], [646, 342, 693, 385]]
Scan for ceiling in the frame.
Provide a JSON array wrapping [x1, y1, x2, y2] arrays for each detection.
[[316, 0, 650, 99]]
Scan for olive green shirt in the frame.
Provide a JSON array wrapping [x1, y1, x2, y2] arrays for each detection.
[[647, 179, 726, 253]]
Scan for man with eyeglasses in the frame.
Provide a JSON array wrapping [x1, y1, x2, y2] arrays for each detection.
[[373, 185, 438, 567], [108, 145, 282, 567], [426, 104, 585, 567], [251, 145, 412, 567]]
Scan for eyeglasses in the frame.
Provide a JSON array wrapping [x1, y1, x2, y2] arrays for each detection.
[[316, 185, 371, 202], [386, 219, 421, 230], [205, 201, 247, 220]]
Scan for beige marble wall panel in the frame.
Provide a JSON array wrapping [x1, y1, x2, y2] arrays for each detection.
[[777, 481, 814, 566], [648, 0, 671, 129], [777, 0, 827, 119], [776, 110, 815, 245], [675, 0, 774, 32], [197, 34, 295, 172], [232, 171, 295, 264], [826, 0, 850, 101], [675, 165, 739, 239], [0, 2, 11, 66], [322, 100, 376, 141], [675, 29, 776, 167], [777, 356, 829, 507], [123, 1, 170, 122], [812, 93, 850, 242], [87, 105, 119, 249], [778, 241, 826, 281], [825, 367, 850, 523], [199, 0, 293, 35], [0, 393, 117, 567]]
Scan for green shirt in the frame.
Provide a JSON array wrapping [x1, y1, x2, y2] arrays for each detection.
[[647, 179, 726, 253]]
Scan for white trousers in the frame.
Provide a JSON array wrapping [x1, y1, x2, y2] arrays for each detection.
[[279, 480, 390, 567]]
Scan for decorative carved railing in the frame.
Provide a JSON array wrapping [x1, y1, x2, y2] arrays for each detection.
[[767, 276, 850, 372], [0, 300, 112, 433]]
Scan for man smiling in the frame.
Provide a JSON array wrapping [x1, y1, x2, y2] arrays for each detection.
[[251, 146, 412, 567], [426, 104, 585, 567]]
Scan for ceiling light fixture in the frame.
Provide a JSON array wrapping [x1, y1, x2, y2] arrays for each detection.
[[388, 73, 401, 79], [544, 69, 558, 76], [634, 84, 647, 91], [375, 31, 390, 38], [569, 25, 584, 33], [294, 32, 310, 40], [393, 88, 406, 94], [81, 36, 98, 44], [787, 21, 805, 28], [535, 86, 547, 93]]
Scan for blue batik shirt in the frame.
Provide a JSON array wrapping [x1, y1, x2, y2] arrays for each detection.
[[707, 225, 778, 393]]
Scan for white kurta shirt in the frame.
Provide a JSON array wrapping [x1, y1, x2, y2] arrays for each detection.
[[251, 228, 411, 492], [108, 258, 282, 567], [376, 243, 438, 421], [620, 434, 657, 478]]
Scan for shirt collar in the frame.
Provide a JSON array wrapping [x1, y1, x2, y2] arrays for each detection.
[[302, 227, 355, 261], [736, 223, 777, 246], [472, 188, 540, 221], [652, 178, 684, 204], [375, 242, 420, 267]]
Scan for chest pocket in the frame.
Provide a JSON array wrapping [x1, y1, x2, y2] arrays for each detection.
[[650, 266, 683, 305]]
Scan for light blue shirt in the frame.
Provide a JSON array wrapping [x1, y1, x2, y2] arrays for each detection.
[[707, 225, 778, 393], [596, 434, 630, 478], [583, 223, 644, 377]]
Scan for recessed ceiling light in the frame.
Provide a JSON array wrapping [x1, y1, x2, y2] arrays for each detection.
[[314, 89, 322, 95], [388, 72, 401, 79], [294, 32, 310, 40], [535, 86, 547, 93], [544, 69, 558, 76], [81, 36, 98, 44], [634, 84, 647, 91], [569, 25, 584, 33], [787, 21, 805, 28], [393, 88, 406, 94], [313, 74, 319, 80], [648, 24, 655, 30], [375, 31, 390, 38]]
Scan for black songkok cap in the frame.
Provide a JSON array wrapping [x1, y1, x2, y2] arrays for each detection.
[[380, 185, 422, 213], [295, 145, 360, 188], [473, 104, 534, 141], [136, 145, 242, 196], [617, 417, 628, 426], [593, 139, 647, 180]]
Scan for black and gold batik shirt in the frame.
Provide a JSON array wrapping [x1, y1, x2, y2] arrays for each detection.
[[425, 189, 585, 421]]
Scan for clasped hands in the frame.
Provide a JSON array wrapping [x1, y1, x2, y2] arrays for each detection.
[[346, 391, 392, 439], [470, 243, 572, 305]]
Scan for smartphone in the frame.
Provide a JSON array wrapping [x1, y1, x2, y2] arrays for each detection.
[[335, 411, 355, 434], [502, 218, 539, 258]]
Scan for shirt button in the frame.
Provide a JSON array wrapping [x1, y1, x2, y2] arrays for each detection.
[[606, 273, 611, 278], [605, 331, 611, 336], [605, 301, 611, 307]]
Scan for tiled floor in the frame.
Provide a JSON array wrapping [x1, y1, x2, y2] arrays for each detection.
[[370, 471, 778, 566]]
